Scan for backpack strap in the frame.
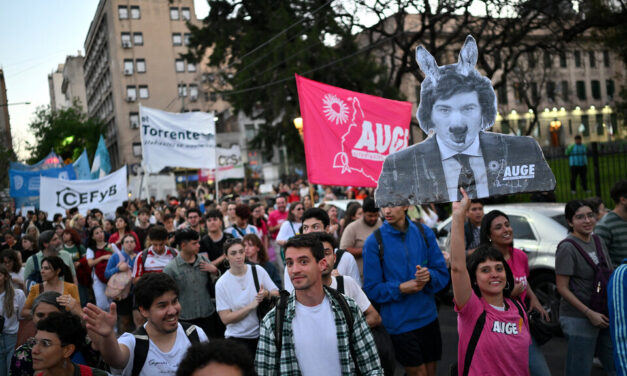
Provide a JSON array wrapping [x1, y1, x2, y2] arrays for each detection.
[[232, 224, 246, 238], [336, 275, 345, 295], [334, 249, 345, 269], [251, 265, 260, 292], [131, 326, 149, 376], [324, 286, 360, 374], [140, 249, 149, 269], [374, 229, 385, 280], [39, 283, 44, 293], [559, 238, 598, 270], [33, 254, 39, 273], [462, 310, 487, 376], [591, 234, 609, 266], [132, 323, 199, 376], [416, 222, 429, 248], [273, 290, 291, 373], [509, 298, 527, 321]]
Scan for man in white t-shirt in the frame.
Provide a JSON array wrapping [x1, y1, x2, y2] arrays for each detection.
[[255, 234, 382, 375], [314, 231, 381, 328], [284, 208, 361, 290], [83, 273, 208, 376]]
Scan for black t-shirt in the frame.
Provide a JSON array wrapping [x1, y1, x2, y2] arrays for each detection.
[[199, 232, 233, 274], [133, 224, 153, 250]]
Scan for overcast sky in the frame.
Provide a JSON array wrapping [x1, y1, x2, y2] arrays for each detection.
[[0, 0, 209, 160]]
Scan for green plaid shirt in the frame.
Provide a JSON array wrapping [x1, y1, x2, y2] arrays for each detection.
[[255, 288, 383, 375]]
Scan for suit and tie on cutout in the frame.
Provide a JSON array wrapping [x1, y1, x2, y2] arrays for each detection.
[[375, 35, 556, 206]]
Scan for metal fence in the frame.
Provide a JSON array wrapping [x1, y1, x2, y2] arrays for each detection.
[[543, 141, 627, 208]]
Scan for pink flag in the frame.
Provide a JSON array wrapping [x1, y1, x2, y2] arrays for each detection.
[[296, 74, 412, 187]]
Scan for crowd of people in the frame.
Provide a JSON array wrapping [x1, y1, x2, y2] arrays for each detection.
[[0, 178, 624, 376]]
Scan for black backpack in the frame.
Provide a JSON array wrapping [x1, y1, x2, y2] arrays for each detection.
[[373, 223, 429, 280], [25, 254, 42, 291], [273, 287, 362, 374], [131, 322, 199, 376]]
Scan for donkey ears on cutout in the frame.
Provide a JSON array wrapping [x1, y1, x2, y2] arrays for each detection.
[[416, 46, 440, 82], [457, 35, 478, 76]]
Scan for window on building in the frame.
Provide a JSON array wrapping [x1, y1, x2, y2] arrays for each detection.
[[184, 33, 191, 46], [610, 113, 618, 135], [576, 81, 586, 100], [189, 84, 199, 100], [527, 52, 536, 68], [130, 6, 140, 19], [543, 51, 552, 68], [172, 33, 182, 46], [501, 120, 510, 134], [547, 81, 556, 102], [132, 142, 142, 157], [129, 112, 139, 129], [591, 80, 601, 100], [123, 59, 133, 75], [603, 50, 610, 67], [139, 85, 149, 99], [530, 82, 539, 102], [118, 6, 128, 19], [121, 33, 131, 48], [581, 115, 589, 136], [517, 119, 527, 135], [178, 83, 187, 97], [182, 7, 191, 20], [126, 86, 137, 101], [574, 50, 581, 67], [175, 59, 185, 72], [497, 80, 508, 104], [513, 82, 523, 104], [561, 80, 569, 101], [136, 59, 146, 73], [596, 114, 604, 135], [133, 32, 143, 46], [170, 7, 179, 20], [606, 79, 615, 99], [589, 51, 596, 67], [559, 51, 567, 68], [188, 62, 196, 72]]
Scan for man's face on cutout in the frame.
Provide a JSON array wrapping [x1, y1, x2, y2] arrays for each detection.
[[431, 91, 482, 152]]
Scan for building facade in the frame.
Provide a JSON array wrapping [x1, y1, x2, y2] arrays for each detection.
[[62, 55, 88, 112], [83, 0, 231, 170], [47, 64, 65, 111]]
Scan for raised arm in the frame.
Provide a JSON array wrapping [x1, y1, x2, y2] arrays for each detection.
[[83, 303, 131, 370], [451, 189, 473, 310]]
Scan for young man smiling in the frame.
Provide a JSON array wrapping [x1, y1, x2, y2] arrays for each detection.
[[255, 234, 382, 375], [83, 273, 208, 376]]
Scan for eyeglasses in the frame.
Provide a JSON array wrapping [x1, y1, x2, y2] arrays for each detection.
[[28, 338, 65, 349], [573, 212, 596, 221]]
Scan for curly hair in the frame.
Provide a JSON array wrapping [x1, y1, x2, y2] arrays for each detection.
[[62, 228, 82, 246], [176, 340, 255, 376], [36, 311, 86, 349]]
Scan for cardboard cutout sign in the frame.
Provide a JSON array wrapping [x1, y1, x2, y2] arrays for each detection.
[[375, 35, 556, 206]]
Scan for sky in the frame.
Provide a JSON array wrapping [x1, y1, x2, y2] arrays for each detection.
[[0, 0, 209, 161]]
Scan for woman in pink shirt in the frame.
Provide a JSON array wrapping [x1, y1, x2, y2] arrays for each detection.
[[479, 210, 550, 376], [450, 189, 530, 376]]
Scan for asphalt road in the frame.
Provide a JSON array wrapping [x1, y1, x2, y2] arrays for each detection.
[[392, 303, 609, 376]]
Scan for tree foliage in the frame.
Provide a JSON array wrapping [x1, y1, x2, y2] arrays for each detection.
[[185, 0, 403, 165], [26, 101, 107, 164], [344, 0, 627, 136]]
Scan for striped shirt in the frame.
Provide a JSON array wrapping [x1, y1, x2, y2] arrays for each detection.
[[608, 259, 627, 374], [255, 289, 383, 375], [131, 246, 178, 278], [596, 211, 627, 267], [566, 143, 588, 166]]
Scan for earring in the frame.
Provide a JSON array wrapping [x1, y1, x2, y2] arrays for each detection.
[[505, 281, 510, 290], [63, 358, 68, 368], [223, 259, 230, 269]]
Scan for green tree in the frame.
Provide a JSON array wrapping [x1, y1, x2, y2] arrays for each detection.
[[184, 0, 402, 166], [26, 101, 106, 164]]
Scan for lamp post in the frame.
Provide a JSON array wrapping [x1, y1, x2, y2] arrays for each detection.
[[293, 116, 314, 204]]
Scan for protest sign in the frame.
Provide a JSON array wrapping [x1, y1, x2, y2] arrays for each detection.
[[295, 74, 412, 187], [139, 105, 216, 173], [10, 165, 76, 198], [375, 35, 556, 206], [216, 145, 244, 181], [39, 166, 127, 219]]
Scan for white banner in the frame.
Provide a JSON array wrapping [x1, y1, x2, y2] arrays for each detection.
[[40, 166, 128, 219], [139, 105, 216, 173], [216, 145, 245, 180]]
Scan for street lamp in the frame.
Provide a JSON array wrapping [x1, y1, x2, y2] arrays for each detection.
[[293, 117, 303, 136], [0, 101, 31, 107]]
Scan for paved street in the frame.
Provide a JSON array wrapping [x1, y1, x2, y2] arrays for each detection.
[[393, 302, 608, 376]]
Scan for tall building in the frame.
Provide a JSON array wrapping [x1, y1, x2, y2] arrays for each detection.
[[83, 0, 227, 170], [0, 68, 12, 150], [62, 55, 88, 112], [48, 64, 65, 111]]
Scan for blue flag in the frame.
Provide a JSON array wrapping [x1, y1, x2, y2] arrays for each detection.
[[91, 135, 111, 179], [73, 149, 92, 180], [10, 165, 76, 197]]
